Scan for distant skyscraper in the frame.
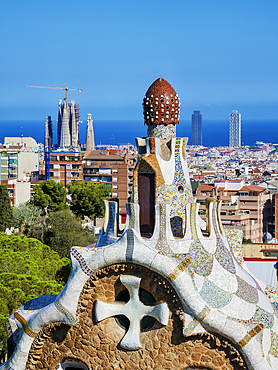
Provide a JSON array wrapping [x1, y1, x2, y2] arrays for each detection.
[[44, 116, 53, 147], [57, 100, 80, 148], [86, 114, 95, 151], [229, 110, 241, 147], [191, 110, 202, 145]]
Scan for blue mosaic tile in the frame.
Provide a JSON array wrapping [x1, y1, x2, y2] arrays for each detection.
[[200, 278, 233, 309], [71, 247, 92, 277], [250, 306, 274, 329]]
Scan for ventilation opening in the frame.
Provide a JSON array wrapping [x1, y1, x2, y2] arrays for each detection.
[[56, 359, 89, 370]]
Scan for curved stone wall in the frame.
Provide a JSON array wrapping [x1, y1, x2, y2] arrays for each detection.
[[26, 264, 247, 370]]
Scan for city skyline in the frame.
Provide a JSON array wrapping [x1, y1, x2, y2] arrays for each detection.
[[1, 0, 278, 122]]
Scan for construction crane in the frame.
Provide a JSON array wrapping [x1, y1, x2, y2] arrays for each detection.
[[25, 83, 82, 102]]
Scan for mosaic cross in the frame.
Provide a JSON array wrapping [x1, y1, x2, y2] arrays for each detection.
[[95, 275, 169, 350]]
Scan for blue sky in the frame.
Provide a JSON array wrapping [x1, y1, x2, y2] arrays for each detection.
[[1, 0, 278, 121]]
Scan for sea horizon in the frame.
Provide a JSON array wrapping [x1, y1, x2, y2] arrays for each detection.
[[0, 119, 278, 148]]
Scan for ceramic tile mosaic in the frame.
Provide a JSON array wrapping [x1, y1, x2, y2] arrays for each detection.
[[238, 324, 264, 348], [184, 307, 211, 336], [269, 330, 278, 357], [126, 203, 135, 229], [168, 255, 192, 281], [250, 306, 274, 329], [13, 312, 37, 338], [235, 275, 259, 304], [3, 365, 14, 370], [265, 285, 278, 317], [71, 247, 92, 277], [147, 123, 176, 140], [212, 203, 236, 274], [54, 300, 78, 326], [126, 229, 134, 261], [188, 203, 213, 277], [225, 228, 244, 265], [155, 204, 172, 254], [200, 278, 233, 309]]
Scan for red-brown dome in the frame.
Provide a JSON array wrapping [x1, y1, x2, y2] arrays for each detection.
[[143, 78, 180, 126]]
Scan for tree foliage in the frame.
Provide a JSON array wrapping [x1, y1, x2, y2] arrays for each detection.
[[13, 202, 42, 235], [32, 180, 69, 213], [0, 185, 13, 232], [67, 180, 111, 219], [44, 210, 96, 258], [0, 233, 70, 354], [0, 233, 70, 281]]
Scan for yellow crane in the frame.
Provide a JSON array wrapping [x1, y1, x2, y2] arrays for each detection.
[[25, 83, 82, 102]]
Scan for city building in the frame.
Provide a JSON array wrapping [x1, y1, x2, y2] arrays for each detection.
[[83, 150, 136, 212], [1, 178, 32, 206], [0, 137, 39, 181], [57, 100, 80, 148], [191, 110, 202, 145], [196, 179, 273, 243], [48, 150, 83, 185], [85, 113, 95, 151], [229, 109, 241, 147], [44, 116, 53, 147]]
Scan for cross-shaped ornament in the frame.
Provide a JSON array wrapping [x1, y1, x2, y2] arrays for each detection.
[[95, 275, 169, 350]]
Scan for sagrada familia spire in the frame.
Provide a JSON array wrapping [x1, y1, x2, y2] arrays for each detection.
[[57, 100, 80, 148], [85, 113, 95, 151]]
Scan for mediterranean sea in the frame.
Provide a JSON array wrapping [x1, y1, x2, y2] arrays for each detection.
[[0, 119, 278, 148]]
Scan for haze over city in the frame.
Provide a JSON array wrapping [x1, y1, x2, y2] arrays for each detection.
[[1, 0, 278, 123]]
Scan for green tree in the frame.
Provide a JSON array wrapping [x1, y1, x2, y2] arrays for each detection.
[[242, 237, 252, 243], [44, 210, 96, 258], [32, 180, 69, 213], [0, 185, 13, 232], [0, 233, 70, 281], [67, 180, 111, 220], [13, 202, 42, 235], [0, 233, 70, 355]]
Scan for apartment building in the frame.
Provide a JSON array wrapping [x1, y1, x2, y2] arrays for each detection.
[[196, 179, 273, 243], [1, 178, 40, 207], [83, 150, 136, 212], [48, 151, 83, 185]]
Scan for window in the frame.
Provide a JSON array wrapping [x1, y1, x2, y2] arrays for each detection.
[[113, 177, 118, 182], [102, 176, 112, 182], [112, 192, 118, 197], [72, 164, 79, 169], [99, 168, 112, 174], [112, 169, 118, 174], [87, 160, 91, 166], [101, 161, 106, 166], [113, 185, 118, 189]]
